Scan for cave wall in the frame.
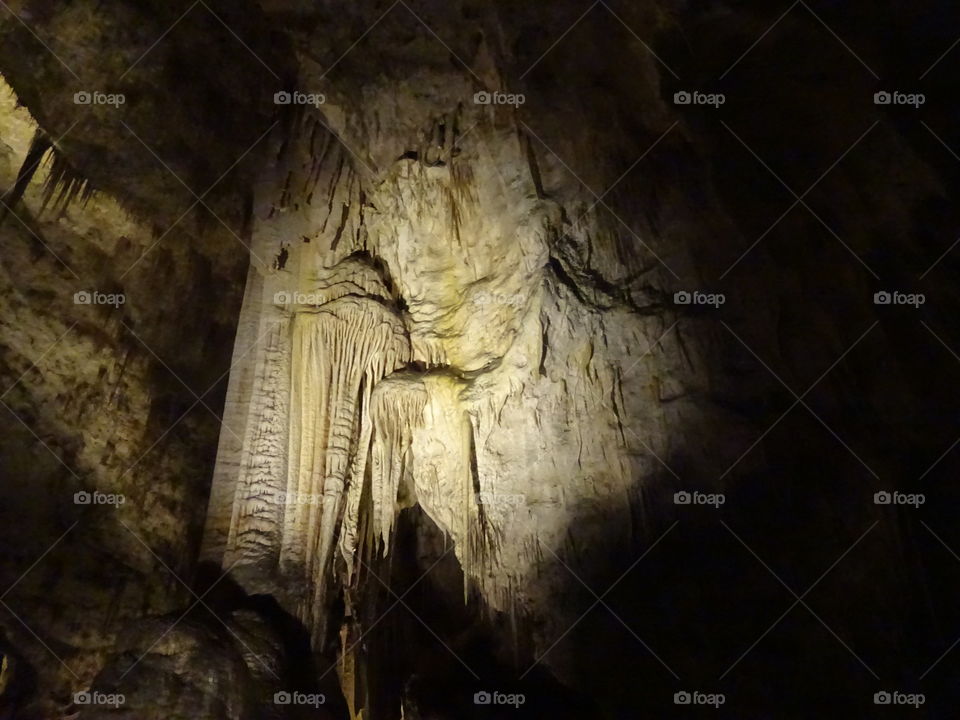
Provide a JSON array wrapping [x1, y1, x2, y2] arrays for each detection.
[[1, 1, 960, 718], [199, 3, 960, 717], [0, 75, 252, 716]]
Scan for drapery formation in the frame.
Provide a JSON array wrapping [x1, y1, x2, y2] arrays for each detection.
[[284, 296, 410, 639], [201, 256, 429, 644]]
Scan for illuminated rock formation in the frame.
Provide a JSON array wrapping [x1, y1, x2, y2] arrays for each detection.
[[198, 95, 690, 687], [4, 4, 957, 718]]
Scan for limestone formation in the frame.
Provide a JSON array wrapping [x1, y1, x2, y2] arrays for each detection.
[[199, 89, 704, 685], [2, 3, 959, 718]]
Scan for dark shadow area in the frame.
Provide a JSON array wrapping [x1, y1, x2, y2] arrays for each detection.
[[193, 563, 352, 719], [352, 505, 601, 719]]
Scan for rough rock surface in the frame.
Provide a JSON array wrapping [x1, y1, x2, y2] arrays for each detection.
[[198, 3, 960, 717], [0, 75, 249, 717], [2, 1, 960, 718]]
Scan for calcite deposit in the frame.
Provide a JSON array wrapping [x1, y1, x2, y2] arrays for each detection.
[[2, 2, 960, 718]]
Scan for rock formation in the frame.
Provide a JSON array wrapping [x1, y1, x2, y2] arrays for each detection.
[[1, 1, 960, 718]]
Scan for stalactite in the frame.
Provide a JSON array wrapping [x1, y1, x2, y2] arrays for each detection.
[[0, 129, 50, 220], [368, 377, 427, 550], [282, 294, 410, 643], [39, 146, 95, 214]]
